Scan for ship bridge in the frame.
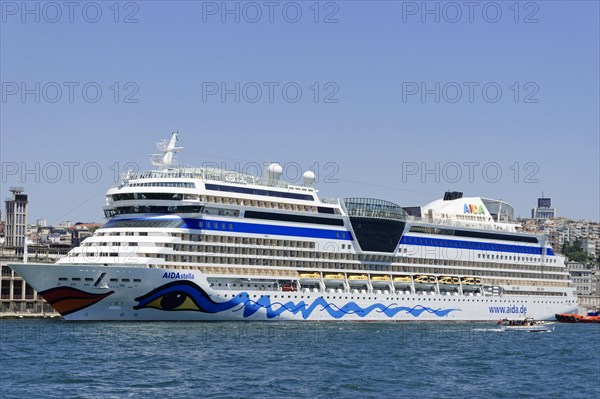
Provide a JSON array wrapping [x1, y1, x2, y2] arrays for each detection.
[[343, 198, 407, 253]]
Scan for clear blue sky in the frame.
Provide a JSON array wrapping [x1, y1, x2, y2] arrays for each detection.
[[1, 0, 599, 224]]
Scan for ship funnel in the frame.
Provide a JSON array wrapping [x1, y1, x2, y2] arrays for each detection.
[[443, 191, 463, 201]]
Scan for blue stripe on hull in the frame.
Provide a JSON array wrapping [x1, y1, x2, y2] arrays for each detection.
[[401, 235, 554, 256], [115, 217, 354, 241]]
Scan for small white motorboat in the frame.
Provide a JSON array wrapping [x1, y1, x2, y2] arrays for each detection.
[[498, 317, 555, 332]]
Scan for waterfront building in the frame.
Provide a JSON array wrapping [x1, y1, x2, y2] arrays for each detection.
[[4, 187, 28, 254], [566, 262, 595, 296], [531, 196, 557, 220], [0, 262, 55, 313]]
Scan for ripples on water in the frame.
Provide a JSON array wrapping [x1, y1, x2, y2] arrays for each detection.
[[1, 321, 598, 399]]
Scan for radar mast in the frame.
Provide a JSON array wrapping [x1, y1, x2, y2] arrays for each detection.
[[150, 131, 183, 169]]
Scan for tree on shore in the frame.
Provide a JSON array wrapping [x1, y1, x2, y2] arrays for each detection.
[[561, 240, 595, 264]]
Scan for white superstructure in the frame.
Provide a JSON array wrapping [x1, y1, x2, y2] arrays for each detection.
[[10, 133, 577, 321]]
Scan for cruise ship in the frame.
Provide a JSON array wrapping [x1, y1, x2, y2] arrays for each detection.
[[10, 132, 577, 321]]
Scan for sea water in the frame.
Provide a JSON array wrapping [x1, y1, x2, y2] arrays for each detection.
[[1, 320, 598, 398]]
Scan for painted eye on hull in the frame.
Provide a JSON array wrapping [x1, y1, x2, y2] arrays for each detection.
[[160, 292, 187, 309], [133, 280, 216, 312], [143, 291, 200, 311]]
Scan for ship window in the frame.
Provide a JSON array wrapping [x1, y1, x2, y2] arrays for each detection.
[[134, 279, 141, 282], [58, 277, 68, 281], [206, 183, 314, 201], [122, 279, 130, 282], [317, 206, 336, 214], [102, 219, 186, 229], [244, 210, 344, 227]]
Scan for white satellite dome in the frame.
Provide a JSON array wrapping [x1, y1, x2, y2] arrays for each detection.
[[266, 163, 283, 180], [303, 170, 316, 186]]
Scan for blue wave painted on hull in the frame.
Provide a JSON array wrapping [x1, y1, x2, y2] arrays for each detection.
[[134, 281, 461, 320], [234, 297, 460, 319]]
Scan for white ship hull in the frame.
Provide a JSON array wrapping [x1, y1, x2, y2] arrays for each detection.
[[9, 134, 578, 323], [10, 263, 577, 322]]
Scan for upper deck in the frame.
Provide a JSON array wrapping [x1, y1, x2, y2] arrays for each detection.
[[105, 132, 524, 234], [114, 166, 317, 195]]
